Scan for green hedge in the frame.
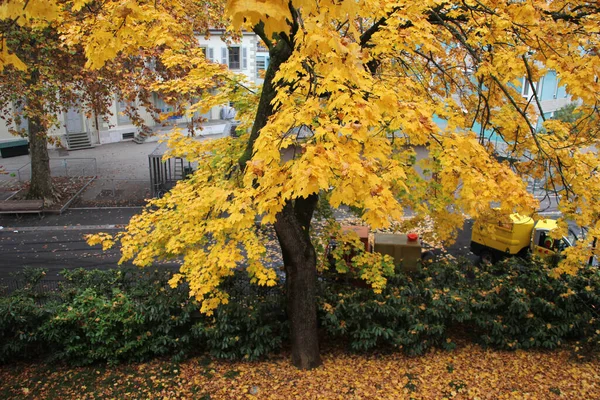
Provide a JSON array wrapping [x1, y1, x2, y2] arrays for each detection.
[[468, 259, 587, 350], [43, 269, 201, 366], [0, 268, 287, 366], [0, 269, 54, 363], [317, 257, 600, 357], [317, 263, 471, 354], [2, 258, 600, 366], [193, 296, 287, 360]]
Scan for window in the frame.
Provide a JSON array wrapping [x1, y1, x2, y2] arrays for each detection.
[[522, 77, 540, 98], [256, 55, 270, 78], [537, 76, 544, 98], [221, 46, 246, 69], [200, 47, 214, 62], [116, 100, 132, 125], [228, 47, 240, 69]]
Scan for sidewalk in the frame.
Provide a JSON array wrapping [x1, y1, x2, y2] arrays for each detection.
[[0, 121, 232, 207], [0, 121, 231, 179]]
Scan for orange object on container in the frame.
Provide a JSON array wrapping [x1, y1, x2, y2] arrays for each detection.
[[341, 225, 370, 251]]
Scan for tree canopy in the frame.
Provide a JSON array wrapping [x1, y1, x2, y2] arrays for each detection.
[[6, 0, 600, 368]]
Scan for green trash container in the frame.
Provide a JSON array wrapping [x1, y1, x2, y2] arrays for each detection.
[[373, 233, 422, 271]]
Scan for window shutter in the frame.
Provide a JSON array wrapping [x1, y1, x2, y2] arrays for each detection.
[[537, 77, 544, 98], [221, 48, 228, 65], [522, 78, 530, 97], [242, 47, 247, 69], [208, 48, 214, 62]]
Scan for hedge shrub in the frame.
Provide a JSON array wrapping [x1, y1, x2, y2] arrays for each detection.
[[1, 268, 287, 365], [318, 260, 472, 354], [0, 268, 55, 362], [193, 296, 287, 360], [3, 257, 600, 366], [468, 258, 586, 350], [318, 257, 600, 356]]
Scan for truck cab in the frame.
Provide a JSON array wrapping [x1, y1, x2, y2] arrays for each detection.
[[530, 219, 574, 259]]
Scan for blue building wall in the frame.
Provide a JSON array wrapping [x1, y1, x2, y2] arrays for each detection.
[[433, 70, 572, 144], [540, 71, 558, 101]]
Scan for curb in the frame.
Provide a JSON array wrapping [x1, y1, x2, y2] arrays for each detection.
[[0, 224, 125, 232], [52, 176, 97, 215], [69, 206, 144, 210], [537, 211, 562, 217]]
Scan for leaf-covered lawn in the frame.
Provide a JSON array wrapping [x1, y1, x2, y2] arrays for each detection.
[[1, 343, 599, 399]]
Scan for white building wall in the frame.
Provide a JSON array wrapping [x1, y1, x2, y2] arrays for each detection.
[[1, 31, 264, 148], [0, 103, 17, 143], [0, 103, 77, 148], [96, 97, 153, 144], [197, 31, 258, 84], [197, 31, 259, 120], [93, 31, 261, 144]]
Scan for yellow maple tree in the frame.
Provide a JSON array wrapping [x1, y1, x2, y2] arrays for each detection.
[[74, 0, 600, 369]]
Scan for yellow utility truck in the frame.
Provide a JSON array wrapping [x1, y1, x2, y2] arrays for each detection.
[[470, 214, 576, 264]]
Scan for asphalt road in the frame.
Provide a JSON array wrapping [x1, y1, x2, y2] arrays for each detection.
[[0, 227, 125, 280], [0, 208, 476, 283], [0, 208, 146, 281]]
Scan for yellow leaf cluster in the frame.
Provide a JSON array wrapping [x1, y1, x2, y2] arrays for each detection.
[[79, 0, 600, 304], [0, 0, 61, 24], [227, 0, 291, 37], [0, 0, 62, 70]]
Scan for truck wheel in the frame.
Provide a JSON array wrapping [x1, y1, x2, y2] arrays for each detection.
[[480, 250, 494, 265], [421, 251, 434, 264]]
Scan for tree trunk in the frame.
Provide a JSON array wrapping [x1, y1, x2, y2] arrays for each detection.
[[241, 26, 319, 369], [25, 69, 55, 203], [238, 39, 293, 169], [27, 114, 55, 203], [274, 195, 322, 370]]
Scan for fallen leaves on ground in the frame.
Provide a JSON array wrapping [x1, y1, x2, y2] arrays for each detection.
[[1, 342, 599, 399], [9, 176, 94, 211]]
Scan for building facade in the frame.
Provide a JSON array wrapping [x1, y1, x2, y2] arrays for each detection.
[[0, 37, 573, 152], [0, 30, 265, 150]]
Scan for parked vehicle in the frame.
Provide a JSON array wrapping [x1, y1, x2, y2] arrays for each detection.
[[470, 214, 577, 264], [328, 225, 434, 271]]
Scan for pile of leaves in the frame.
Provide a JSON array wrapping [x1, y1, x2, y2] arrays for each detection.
[[9, 176, 94, 211], [1, 345, 599, 399]]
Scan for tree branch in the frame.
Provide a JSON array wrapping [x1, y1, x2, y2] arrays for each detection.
[[252, 21, 273, 51]]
